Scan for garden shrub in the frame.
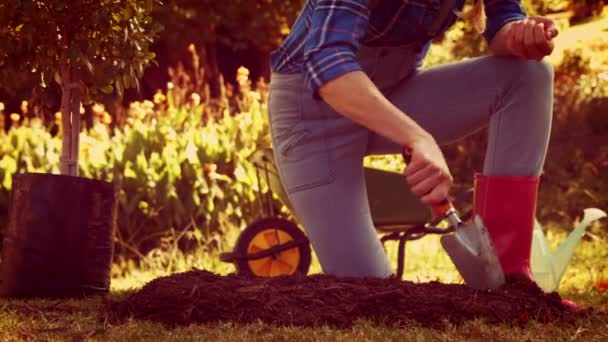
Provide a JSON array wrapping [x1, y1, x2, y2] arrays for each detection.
[[0, 77, 280, 259]]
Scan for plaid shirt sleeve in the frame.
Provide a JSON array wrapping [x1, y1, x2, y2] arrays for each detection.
[[303, 0, 370, 93], [483, 0, 527, 43]]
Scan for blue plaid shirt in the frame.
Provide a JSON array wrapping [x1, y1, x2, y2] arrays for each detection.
[[270, 0, 527, 92]]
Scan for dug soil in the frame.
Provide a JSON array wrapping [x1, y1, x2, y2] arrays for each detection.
[[108, 270, 582, 328]]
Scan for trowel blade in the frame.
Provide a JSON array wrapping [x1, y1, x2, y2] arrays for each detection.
[[441, 215, 505, 290]]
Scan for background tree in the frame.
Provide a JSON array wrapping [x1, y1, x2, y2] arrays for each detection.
[[145, 0, 304, 97], [0, 0, 159, 175]]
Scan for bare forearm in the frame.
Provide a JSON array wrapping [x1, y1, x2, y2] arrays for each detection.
[[318, 71, 431, 148]]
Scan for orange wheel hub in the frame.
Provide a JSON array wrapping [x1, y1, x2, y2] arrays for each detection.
[[247, 228, 301, 277]]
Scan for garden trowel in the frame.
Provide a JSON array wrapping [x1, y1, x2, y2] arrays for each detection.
[[434, 201, 505, 290], [401, 152, 505, 290]]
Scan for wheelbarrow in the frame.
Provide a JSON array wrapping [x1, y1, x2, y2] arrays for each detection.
[[220, 148, 474, 279]]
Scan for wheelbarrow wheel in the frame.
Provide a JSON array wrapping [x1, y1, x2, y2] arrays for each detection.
[[234, 218, 311, 277]]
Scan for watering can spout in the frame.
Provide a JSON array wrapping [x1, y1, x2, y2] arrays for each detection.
[[532, 208, 607, 292]]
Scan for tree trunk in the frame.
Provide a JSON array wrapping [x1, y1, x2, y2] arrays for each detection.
[[59, 63, 81, 176], [204, 42, 222, 99]]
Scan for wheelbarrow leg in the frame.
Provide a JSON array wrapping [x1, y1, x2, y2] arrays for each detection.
[[396, 236, 407, 280], [380, 232, 408, 279]]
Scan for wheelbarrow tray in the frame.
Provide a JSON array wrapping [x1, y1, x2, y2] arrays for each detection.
[[250, 148, 432, 229]]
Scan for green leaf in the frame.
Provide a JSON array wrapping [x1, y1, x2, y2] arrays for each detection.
[[100, 84, 114, 94], [124, 162, 137, 179], [80, 53, 94, 74]]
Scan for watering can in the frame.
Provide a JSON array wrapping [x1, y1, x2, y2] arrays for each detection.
[[531, 208, 607, 293]]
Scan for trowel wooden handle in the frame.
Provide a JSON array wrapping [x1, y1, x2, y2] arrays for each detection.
[[432, 199, 454, 218]]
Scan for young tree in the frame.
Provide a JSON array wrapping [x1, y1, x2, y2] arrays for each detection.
[[0, 0, 159, 175]]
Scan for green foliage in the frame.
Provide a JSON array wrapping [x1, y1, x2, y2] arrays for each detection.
[[424, 2, 489, 67], [568, 0, 606, 24], [0, 91, 274, 258], [522, 0, 570, 15], [426, 19, 488, 67], [105, 97, 270, 257], [0, 0, 160, 103]]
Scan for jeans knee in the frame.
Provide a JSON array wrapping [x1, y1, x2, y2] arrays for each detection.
[[504, 59, 554, 119], [514, 59, 554, 90], [526, 59, 554, 85]]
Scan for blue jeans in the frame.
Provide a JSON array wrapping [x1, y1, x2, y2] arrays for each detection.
[[267, 44, 554, 278]]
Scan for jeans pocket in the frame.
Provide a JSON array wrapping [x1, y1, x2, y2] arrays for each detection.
[[268, 87, 303, 139], [275, 128, 334, 194]]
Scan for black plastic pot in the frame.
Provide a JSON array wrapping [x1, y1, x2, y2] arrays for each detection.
[[0, 173, 116, 298]]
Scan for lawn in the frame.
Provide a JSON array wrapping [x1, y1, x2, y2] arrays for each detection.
[[1, 226, 607, 341]]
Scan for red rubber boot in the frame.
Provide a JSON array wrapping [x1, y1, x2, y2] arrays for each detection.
[[473, 174, 538, 279], [474, 174, 580, 312]]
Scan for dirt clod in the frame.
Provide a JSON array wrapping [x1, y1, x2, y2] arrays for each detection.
[[108, 270, 582, 328]]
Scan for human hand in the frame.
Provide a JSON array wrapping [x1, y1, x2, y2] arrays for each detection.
[[403, 136, 453, 206], [505, 16, 559, 61]]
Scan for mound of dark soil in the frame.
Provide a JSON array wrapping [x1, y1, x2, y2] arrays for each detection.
[[108, 270, 582, 328]]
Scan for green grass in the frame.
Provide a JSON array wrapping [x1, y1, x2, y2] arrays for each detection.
[[1, 226, 608, 341]]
